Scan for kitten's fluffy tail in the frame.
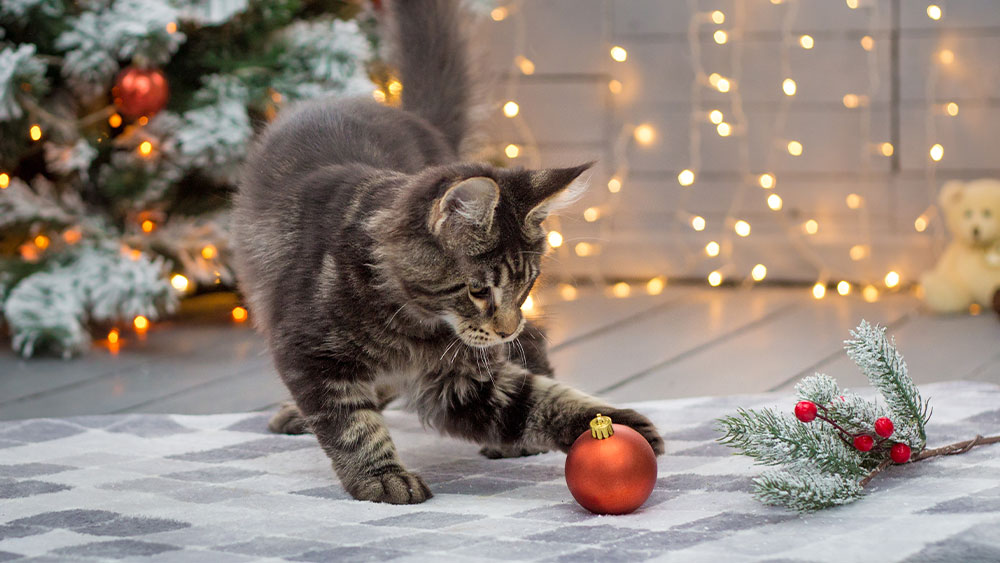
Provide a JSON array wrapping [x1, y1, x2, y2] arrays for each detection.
[[390, 0, 470, 154]]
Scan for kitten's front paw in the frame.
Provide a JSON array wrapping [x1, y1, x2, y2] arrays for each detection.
[[268, 402, 309, 435], [479, 444, 548, 459], [606, 408, 665, 455], [347, 469, 433, 504]]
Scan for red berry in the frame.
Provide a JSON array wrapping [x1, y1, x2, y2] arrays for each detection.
[[853, 435, 874, 452], [874, 417, 894, 438], [794, 401, 818, 422], [891, 443, 911, 463]]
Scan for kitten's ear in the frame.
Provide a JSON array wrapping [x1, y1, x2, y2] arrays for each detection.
[[524, 162, 593, 234], [429, 176, 500, 251]]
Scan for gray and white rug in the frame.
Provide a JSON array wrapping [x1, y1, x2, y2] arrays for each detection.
[[2, 381, 999, 562]]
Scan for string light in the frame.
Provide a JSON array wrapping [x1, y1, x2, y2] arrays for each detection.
[[715, 77, 731, 93], [880, 142, 894, 156], [504, 143, 520, 158], [850, 244, 869, 261], [970, 303, 982, 315], [520, 295, 534, 312], [138, 116, 149, 126], [846, 193, 863, 209], [862, 285, 879, 302], [787, 141, 802, 156], [515, 56, 535, 75], [108, 113, 123, 128], [29, 124, 41, 141], [166, 21, 178, 33], [559, 284, 578, 301], [34, 234, 49, 250], [610, 46, 628, 62], [758, 173, 775, 189], [372, 90, 386, 103], [938, 49, 954, 65], [914, 215, 928, 232], [633, 124, 656, 145], [926, 4, 942, 20], [705, 241, 720, 257], [884, 271, 901, 288], [62, 228, 82, 244], [716, 122, 732, 137], [846, 0, 858, 9], [170, 274, 189, 292], [929, 143, 944, 162], [646, 277, 665, 295], [843, 94, 860, 108], [133, 315, 150, 333], [711, 10, 725, 24], [691, 215, 706, 231], [0, 173, 8, 189], [713, 30, 728, 44], [804, 219, 819, 235], [767, 194, 783, 210], [708, 109, 723, 124], [945, 102, 959, 116], [607, 176, 622, 193], [837, 281, 851, 296], [232, 306, 248, 322], [708, 271, 723, 287], [812, 283, 827, 299], [782, 78, 797, 96], [608, 80, 623, 94], [138, 141, 153, 156], [574, 242, 595, 257], [502, 101, 519, 118], [141, 219, 155, 233], [612, 282, 631, 298], [734, 220, 751, 237], [547, 231, 563, 248], [387, 80, 402, 96], [751, 264, 767, 281], [201, 245, 217, 259], [860, 36, 874, 51], [107, 328, 120, 345], [799, 35, 814, 49], [583, 207, 600, 222], [678, 169, 696, 186], [490, 6, 507, 21]]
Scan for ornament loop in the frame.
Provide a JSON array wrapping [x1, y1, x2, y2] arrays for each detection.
[[590, 413, 614, 439]]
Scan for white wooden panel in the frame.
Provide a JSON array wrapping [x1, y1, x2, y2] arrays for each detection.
[[900, 0, 1000, 30], [898, 106, 1000, 172], [488, 81, 609, 145], [899, 36, 1000, 102], [487, 0, 608, 75]]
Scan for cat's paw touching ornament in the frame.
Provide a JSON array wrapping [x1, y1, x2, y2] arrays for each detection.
[[565, 414, 657, 514]]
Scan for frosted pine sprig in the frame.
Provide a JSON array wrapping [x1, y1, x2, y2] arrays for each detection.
[[754, 465, 863, 512]]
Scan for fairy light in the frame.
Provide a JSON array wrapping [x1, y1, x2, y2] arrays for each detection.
[[107, 328, 120, 344], [945, 102, 959, 116], [633, 124, 656, 145], [608, 80, 623, 94], [711, 10, 725, 24], [970, 303, 982, 315], [708, 73, 722, 87], [504, 144, 520, 158], [232, 306, 248, 322], [108, 113, 123, 128], [734, 220, 751, 237], [708, 271, 723, 287], [705, 241, 720, 257], [490, 6, 507, 21], [812, 283, 827, 299], [846, 0, 858, 9], [715, 77, 731, 93], [751, 264, 767, 281], [138, 141, 153, 157], [914, 215, 928, 232], [884, 271, 901, 288], [502, 101, 519, 118], [758, 173, 775, 189], [515, 56, 535, 75], [0, 173, 8, 189], [133, 315, 149, 333], [201, 245, 217, 259], [520, 295, 534, 312], [372, 90, 386, 103], [843, 94, 860, 108], [29, 124, 42, 141], [860, 36, 874, 51], [387, 80, 402, 96], [929, 143, 944, 162], [804, 219, 819, 235], [926, 4, 942, 20], [708, 109, 723, 124], [837, 281, 851, 296], [713, 30, 728, 45], [166, 21, 178, 33], [612, 282, 631, 298], [170, 274, 189, 292], [782, 78, 797, 96], [138, 116, 149, 126], [787, 141, 802, 156], [141, 219, 155, 233], [862, 285, 879, 302], [646, 277, 665, 295], [547, 231, 563, 248], [610, 46, 628, 62], [938, 49, 954, 65], [850, 245, 869, 261], [678, 169, 695, 186], [34, 234, 49, 250], [799, 35, 814, 49], [846, 193, 863, 209], [767, 194, 783, 211], [691, 215, 706, 231], [574, 242, 595, 257], [607, 176, 622, 193], [559, 284, 578, 301], [880, 142, 894, 156], [583, 207, 600, 222], [62, 228, 82, 244], [716, 122, 732, 137]]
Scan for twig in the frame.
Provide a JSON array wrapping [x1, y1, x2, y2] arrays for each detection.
[[859, 458, 892, 488], [860, 434, 1000, 488]]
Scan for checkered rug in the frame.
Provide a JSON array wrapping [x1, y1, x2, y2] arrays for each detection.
[[2, 381, 999, 562]]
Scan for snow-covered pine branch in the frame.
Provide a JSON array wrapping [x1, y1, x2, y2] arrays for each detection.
[[753, 465, 864, 512]]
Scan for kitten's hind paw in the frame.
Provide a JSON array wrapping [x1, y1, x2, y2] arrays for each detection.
[[479, 444, 549, 459], [268, 402, 309, 435], [348, 470, 433, 504]]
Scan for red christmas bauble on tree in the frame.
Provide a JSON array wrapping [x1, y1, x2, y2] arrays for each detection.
[[853, 435, 874, 452], [874, 417, 894, 438], [890, 443, 911, 463], [794, 401, 818, 422], [565, 414, 657, 515], [113, 66, 169, 119]]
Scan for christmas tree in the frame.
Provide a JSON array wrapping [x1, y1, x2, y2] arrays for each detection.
[[0, 0, 379, 357]]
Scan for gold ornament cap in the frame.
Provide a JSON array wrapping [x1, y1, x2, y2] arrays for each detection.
[[590, 414, 614, 439]]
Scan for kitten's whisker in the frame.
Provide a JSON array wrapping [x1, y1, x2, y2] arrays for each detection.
[[440, 337, 461, 361]]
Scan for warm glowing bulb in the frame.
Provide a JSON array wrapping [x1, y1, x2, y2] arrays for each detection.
[[711, 10, 725, 24], [709, 109, 723, 124], [945, 102, 959, 116], [608, 79, 623, 94], [846, 193, 863, 209], [0, 173, 8, 189], [850, 244, 868, 261], [505, 143, 520, 158], [138, 141, 153, 156], [860, 36, 874, 51], [787, 141, 803, 156], [914, 215, 928, 232], [232, 306, 248, 322], [705, 241, 720, 257], [716, 77, 731, 93], [29, 124, 42, 141], [108, 328, 120, 344], [734, 220, 751, 237], [691, 215, 706, 231], [490, 6, 507, 21], [812, 283, 827, 299], [141, 219, 155, 233], [63, 228, 82, 244], [708, 271, 723, 287], [547, 231, 563, 248], [575, 242, 594, 257], [837, 281, 851, 296], [846, 0, 858, 9], [108, 113, 123, 128], [929, 143, 943, 162], [372, 90, 386, 103], [607, 177, 622, 193], [716, 122, 732, 137], [170, 274, 189, 291], [201, 245, 217, 259], [138, 116, 149, 126], [678, 169, 696, 186], [880, 142, 894, 157], [843, 94, 860, 108], [970, 303, 982, 315], [133, 315, 149, 332], [708, 73, 721, 86], [938, 49, 954, 64], [583, 207, 600, 222], [610, 45, 628, 62], [799, 35, 814, 49], [503, 101, 519, 118], [634, 123, 656, 145], [31, 234, 49, 251], [751, 264, 767, 281], [767, 193, 783, 211], [387, 80, 402, 96], [885, 271, 900, 288], [521, 295, 534, 312], [713, 30, 728, 44], [612, 282, 631, 298], [927, 4, 942, 20], [782, 78, 797, 96], [166, 21, 178, 33], [804, 219, 819, 235], [559, 284, 578, 301], [515, 56, 535, 75], [646, 277, 665, 295], [759, 173, 775, 189], [862, 284, 879, 302]]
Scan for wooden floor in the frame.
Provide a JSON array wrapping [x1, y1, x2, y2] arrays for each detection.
[[1, 286, 998, 421]]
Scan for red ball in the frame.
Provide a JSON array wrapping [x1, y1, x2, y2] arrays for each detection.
[[853, 435, 874, 452], [794, 401, 818, 422], [565, 422, 657, 515], [113, 66, 169, 119], [890, 443, 911, 463], [874, 417, 894, 438]]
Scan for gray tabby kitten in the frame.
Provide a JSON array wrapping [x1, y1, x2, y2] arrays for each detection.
[[232, 0, 664, 504]]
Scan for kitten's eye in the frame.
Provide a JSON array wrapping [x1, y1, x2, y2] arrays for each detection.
[[468, 285, 490, 299]]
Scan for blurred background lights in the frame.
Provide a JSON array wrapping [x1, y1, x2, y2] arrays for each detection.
[[734, 220, 751, 237], [705, 241, 720, 257], [812, 283, 826, 299], [846, 194, 863, 209], [927, 4, 942, 20], [767, 194, 783, 210], [709, 109, 723, 124], [759, 173, 775, 189], [945, 102, 959, 116], [929, 143, 944, 161], [711, 10, 725, 24], [634, 123, 656, 145], [782, 78, 797, 96], [646, 277, 666, 295], [885, 271, 901, 288], [708, 271, 723, 287], [714, 30, 728, 44], [799, 35, 814, 49], [502, 100, 519, 117], [691, 215, 706, 231], [787, 141, 802, 156], [610, 45, 627, 62], [583, 207, 600, 222], [504, 143, 520, 158], [170, 274, 189, 292], [837, 281, 851, 296], [612, 282, 631, 298], [751, 264, 767, 281], [863, 285, 879, 302], [804, 219, 819, 235], [547, 230, 563, 248], [716, 122, 732, 136], [678, 169, 696, 186]]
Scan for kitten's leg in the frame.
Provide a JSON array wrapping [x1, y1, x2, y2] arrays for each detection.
[[269, 384, 399, 436], [279, 355, 431, 504]]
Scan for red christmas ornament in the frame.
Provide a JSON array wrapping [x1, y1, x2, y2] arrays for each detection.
[[874, 417, 894, 438], [565, 414, 657, 515], [853, 435, 874, 452], [794, 401, 818, 422], [113, 66, 169, 119], [890, 443, 912, 463]]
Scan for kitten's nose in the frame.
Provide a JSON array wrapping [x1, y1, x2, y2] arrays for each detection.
[[496, 330, 511, 338]]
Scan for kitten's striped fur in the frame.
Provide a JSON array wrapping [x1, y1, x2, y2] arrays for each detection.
[[233, 0, 664, 504]]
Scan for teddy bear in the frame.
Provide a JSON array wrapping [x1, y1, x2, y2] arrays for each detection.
[[920, 178, 1000, 313]]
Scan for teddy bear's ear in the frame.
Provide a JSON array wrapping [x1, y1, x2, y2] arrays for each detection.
[[939, 180, 964, 207]]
